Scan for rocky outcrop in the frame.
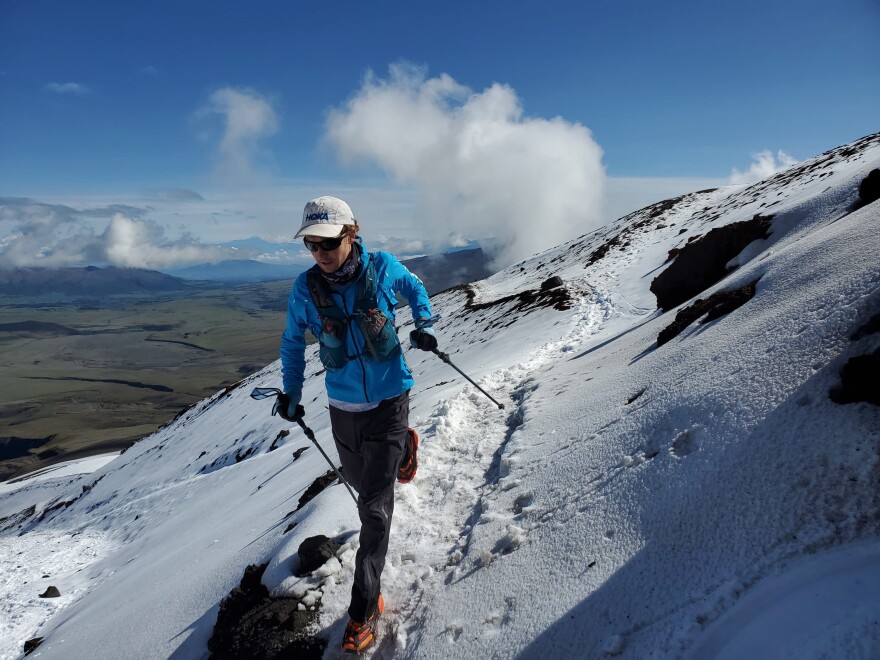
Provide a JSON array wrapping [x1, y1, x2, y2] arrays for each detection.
[[296, 535, 342, 577], [657, 281, 759, 346], [650, 216, 772, 311], [207, 563, 325, 660]]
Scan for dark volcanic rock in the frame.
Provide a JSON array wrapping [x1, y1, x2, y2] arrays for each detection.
[[39, 586, 61, 598], [24, 637, 43, 656], [208, 563, 326, 660], [458, 281, 573, 314], [540, 276, 564, 291], [858, 169, 880, 207], [295, 470, 339, 512], [657, 281, 759, 346], [296, 535, 342, 577], [268, 429, 290, 452], [830, 350, 880, 406], [650, 215, 772, 311], [851, 312, 880, 341]]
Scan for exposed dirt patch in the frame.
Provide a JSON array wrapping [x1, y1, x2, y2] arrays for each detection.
[[657, 280, 759, 346], [650, 215, 772, 311]]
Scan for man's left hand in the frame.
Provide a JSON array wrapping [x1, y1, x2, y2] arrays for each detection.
[[409, 327, 437, 351]]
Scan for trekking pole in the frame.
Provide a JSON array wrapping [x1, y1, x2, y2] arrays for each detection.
[[430, 349, 506, 410], [294, 417, 358, 505], [250, 388, 358, 505]]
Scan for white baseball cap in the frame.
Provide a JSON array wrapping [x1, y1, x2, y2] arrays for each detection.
[[295, 196, 355, 239]]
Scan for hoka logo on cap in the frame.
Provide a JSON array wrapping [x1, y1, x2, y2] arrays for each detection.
[[306, 212, 329, 221]]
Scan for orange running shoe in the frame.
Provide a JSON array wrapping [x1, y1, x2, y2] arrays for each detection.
[[397, 429, 419, 484], [341, 593, 384, 654]]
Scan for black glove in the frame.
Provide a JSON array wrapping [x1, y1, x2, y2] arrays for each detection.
[[409, 327, 438, 351], [272, 390, 304, 422]]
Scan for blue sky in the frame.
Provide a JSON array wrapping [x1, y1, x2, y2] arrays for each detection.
[[0, 0, 878, 268]]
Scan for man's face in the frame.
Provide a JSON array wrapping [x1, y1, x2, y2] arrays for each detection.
[[306, 233, 353, 273]]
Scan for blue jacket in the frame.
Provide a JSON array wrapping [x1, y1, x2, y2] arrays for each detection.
[[281, 245, 433, 404]]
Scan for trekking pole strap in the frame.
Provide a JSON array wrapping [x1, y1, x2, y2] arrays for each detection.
[[431, 349, 505, 410]]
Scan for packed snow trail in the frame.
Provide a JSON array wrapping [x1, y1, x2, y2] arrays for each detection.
[[345, 287, 622, 655]]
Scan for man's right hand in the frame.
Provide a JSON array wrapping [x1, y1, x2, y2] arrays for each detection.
[[273, 389, 304, 422]]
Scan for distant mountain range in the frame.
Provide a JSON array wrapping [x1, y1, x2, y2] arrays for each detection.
[[0, 248, 493, 297], [401, 248, 493, 294], [165, 247, 493, 293], [165, 259, 301, 283], [0, 266, 191, 297]]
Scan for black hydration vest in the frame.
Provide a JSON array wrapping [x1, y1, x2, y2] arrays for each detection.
[[306, 256, 401, 371]]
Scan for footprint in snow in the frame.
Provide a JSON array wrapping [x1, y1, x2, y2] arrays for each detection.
[[669, 426, 703, 458]]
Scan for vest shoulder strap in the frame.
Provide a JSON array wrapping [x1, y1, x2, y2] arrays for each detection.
[[306, 267, 338, 314], [306, 254, 381, 318]]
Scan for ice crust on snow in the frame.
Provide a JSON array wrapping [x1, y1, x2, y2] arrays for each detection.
[[1, 133, 879, 659]]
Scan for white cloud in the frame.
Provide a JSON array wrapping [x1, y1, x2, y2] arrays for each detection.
[[102, 214, 229, 268], [198, 87, 279, 184], [326, 63, 606, 268], [44, 82, 89, 95], [730, 150, 799, 185], [0, 198, 243, 269]]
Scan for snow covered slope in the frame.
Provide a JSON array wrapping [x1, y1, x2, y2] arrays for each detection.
[[2, 133, 879, 659]]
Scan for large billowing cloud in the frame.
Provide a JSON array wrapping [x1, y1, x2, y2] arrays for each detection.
[[0, 198, 238, 269], [198, 87, 279, 183], [326, 63, 606, 268], [730, 150, 798, 185]]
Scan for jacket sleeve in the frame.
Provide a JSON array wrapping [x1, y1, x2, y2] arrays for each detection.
[[382, 253, 433, 326], [280, 275, 311, 394]]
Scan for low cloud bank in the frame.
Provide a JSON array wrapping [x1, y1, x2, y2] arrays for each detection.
[[730, 150, 798, 185], [0, 198, 240, 269], [326, 63, 606, 268]]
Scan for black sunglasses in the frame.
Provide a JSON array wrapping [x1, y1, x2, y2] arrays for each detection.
[[303, 235, 345, 252]]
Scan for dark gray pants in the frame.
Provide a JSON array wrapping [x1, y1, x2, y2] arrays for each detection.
[[329, 391, 409, 622]]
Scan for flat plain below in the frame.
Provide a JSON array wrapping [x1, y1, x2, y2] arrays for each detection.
[[0, 279, 295, 481]]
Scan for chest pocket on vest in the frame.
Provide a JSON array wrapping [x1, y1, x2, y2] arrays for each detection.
[[318, 316, 348, 371], [354, 307, 400, 362]]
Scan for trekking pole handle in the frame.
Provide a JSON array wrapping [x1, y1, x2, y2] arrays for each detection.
[[431, 349, 506, 410]]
